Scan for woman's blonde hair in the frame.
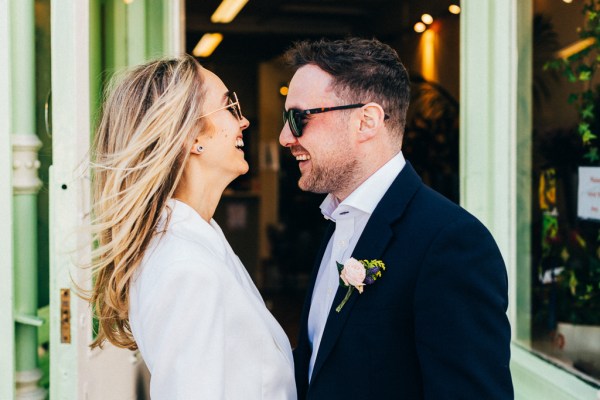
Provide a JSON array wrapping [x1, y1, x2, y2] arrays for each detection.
[[89, 55, 206, 350]]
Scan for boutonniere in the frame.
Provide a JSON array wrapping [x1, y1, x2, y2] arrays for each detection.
[[335, 257, 386, 312]]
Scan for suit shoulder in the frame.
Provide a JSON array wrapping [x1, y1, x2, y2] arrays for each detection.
[[411, 184, 469, 221], [399, 184, 495, 241]]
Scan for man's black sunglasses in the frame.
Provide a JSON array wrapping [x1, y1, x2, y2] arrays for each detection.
[[282, 104, 365, 137]]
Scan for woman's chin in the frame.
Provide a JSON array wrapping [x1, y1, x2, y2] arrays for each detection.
[[239, 161, 250, 175]]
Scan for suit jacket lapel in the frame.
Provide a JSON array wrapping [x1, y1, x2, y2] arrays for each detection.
[[296, 220, 335, 385], [299, 220, 335, 336], [309, 161, 423, 383]]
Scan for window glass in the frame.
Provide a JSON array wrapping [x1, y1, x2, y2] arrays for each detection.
[[529, 0, 600, 383]]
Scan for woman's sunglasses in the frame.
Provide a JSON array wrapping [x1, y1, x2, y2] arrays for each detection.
[[282, 103, 365, 137], [199, 92, 243, 120]]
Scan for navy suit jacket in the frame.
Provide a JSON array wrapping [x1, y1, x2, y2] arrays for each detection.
[[294, 162, 513, 399]]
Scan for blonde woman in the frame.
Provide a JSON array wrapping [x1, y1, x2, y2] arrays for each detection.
[[89, 55, 296, 399]]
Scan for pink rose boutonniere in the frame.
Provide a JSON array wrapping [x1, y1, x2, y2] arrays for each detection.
[[335, 257, 386, 312]]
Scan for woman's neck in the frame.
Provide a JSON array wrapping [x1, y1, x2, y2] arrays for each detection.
[[174, 175, 228, 222]]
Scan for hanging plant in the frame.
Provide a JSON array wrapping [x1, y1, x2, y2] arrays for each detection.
[[545, 0, 600, 163]]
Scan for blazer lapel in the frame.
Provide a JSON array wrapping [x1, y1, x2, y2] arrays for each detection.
[[229, 248, 295, 367], [310, 162, 423, 383], [214, 223, 296, 368], [295, 220, 335, 398], [298, 220, 335, 346]]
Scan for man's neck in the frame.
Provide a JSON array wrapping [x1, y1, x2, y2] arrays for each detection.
[[333, 154, 395, 202]]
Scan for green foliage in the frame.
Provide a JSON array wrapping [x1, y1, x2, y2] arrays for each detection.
[[537, 1, 600, 326], [552, 231, 600, 325], [545, 0, 600, 163]]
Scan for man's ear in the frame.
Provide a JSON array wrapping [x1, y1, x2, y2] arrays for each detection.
[[357, 102, 386, 143]]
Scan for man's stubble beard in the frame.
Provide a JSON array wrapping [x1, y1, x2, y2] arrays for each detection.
[[298, 155, 359, 195]]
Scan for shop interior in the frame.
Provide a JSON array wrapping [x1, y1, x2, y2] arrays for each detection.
[[183, 0, 462, 347]]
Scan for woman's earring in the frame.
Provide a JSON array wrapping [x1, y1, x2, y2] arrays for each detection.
[[196, 145, 204, 153]]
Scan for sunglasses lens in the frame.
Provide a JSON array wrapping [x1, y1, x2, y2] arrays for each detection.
[[283, 110, 301, 137], [292, 112, 304, 137]]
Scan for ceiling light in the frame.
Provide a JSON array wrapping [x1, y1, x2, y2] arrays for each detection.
[[414, 22, 426, 33], [449, 5, 461, 14], [211, 0, 249, 23], [193, 33, 224, 58], [421, 14, 433, 25], [563, 0, 573, 3], [556, 37, 596, 59]]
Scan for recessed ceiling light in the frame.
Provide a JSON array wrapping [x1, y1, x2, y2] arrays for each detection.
[[192, 33, 224, 58], [414, 22, 427, 33], [449, 5, 461, 14], [421, 14, 433, 25]]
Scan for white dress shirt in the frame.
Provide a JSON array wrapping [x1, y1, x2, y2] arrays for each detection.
[[307, 151, 406, 379], [130, 199, 296, 399]]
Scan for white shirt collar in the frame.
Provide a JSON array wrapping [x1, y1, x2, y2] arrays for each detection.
[[320, 151, 406, 221], [161, 199, 227, 259]]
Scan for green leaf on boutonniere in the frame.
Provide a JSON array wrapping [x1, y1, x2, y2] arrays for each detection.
[[336, 261, 345, 286]]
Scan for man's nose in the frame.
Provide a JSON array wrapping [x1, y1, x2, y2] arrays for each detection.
[[279, 122, 297, 147]]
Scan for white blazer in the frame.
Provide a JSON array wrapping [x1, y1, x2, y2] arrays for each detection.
[[129, 200, 296, 399]]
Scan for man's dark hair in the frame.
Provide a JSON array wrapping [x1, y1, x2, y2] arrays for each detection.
[[284, 37, 410, 142]]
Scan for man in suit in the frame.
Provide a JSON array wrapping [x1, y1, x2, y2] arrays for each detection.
[[279, 37, 513, 399]]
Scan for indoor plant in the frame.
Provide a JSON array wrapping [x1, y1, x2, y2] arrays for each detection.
[[543, 0, 600, 377]]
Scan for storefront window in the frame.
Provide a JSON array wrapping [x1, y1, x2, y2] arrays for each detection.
[[529, 0, 600, 384]]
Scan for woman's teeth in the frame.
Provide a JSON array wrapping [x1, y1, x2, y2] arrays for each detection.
[[235, 138, 244, 149], [296, 154, 311, 161]]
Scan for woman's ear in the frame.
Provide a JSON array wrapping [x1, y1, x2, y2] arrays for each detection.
[[357, 102, 386, 143], [190, 136, 204, 155]]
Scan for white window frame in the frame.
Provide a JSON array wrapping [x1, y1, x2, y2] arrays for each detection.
[[0, 0, 16, 397]]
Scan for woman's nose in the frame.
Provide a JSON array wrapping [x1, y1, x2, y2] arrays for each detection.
[[241, 116, 250, 130]]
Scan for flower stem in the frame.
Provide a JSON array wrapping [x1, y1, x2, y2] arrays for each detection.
[[336, 287, 354, 312]]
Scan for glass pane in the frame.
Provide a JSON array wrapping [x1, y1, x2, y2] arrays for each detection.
[[529, 0, 600, 384], [35, 0, 52, 391]]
